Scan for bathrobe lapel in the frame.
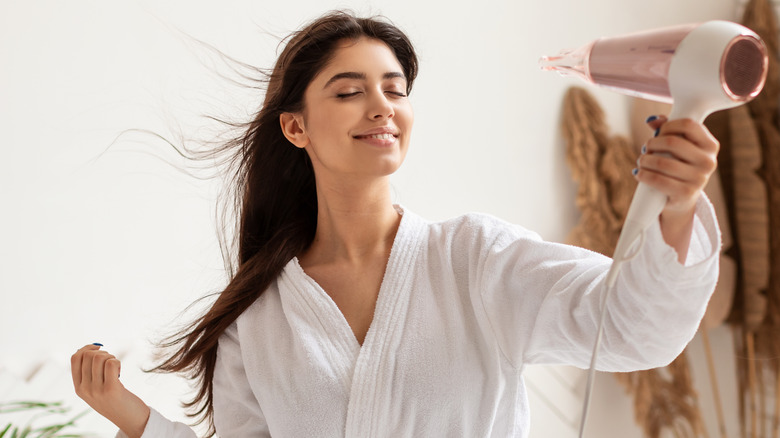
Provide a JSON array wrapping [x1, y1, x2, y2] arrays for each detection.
[[279, 208, 426, 436], [344, 210, 426, 437], [281, 259, 362, 388]]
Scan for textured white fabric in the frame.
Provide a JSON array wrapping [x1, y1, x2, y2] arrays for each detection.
[[115, 408, 196, 438], [123, 200, 720, 438]]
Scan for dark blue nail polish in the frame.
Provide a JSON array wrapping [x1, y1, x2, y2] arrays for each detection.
[[645, 115, 658, 123], [632, 168, 639, 176], [92, 343, 103, 347], [641, 144, 647, 154], [654, 128, 660, 137]]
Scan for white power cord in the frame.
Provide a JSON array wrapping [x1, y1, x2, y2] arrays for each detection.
[[577, 231, 645, 438], [576, 276, 616, 438]]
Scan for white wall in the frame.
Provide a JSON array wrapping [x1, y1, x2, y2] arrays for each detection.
[[0, 0, 744, 436]]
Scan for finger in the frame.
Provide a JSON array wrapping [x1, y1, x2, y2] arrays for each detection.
[[645, 114, 668, 133], [105, 358, 122, 388], [91, 352, 111, 386], [636, 165, 702, 202], [644, 134, 715, 168], [79, 346, 102, 387], [77, 344, 100, 384], [638, 153, 703, 185], [636, 156, 709, 208], [71, 344, 102, 390], [655, 118, 719, 154], [71, 350, 85, 388]]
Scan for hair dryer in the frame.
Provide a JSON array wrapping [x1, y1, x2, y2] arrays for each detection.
[[540, 21, 768, 438], [540, 20, 768, 286]]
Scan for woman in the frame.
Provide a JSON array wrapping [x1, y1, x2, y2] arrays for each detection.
[[71, 10, 721, 438]]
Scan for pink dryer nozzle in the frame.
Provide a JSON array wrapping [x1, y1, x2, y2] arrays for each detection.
[[540, 21, 768, 109], [538, 41, 595, 83], [539, 24, 701, 103]]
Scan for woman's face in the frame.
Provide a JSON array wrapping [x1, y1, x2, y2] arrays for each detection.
[[293, 37, 414, 184]]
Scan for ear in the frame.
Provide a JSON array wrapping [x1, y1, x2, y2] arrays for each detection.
[[280, 112, 309, 149]]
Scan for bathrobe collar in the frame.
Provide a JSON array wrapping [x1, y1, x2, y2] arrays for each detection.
[[280, 205, 427, 437]]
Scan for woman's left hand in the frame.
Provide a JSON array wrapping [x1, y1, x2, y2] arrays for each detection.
[[636, 115, 719, 261]]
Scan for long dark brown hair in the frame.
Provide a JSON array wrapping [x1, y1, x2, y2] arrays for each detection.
[[151, 10, 418, 436]]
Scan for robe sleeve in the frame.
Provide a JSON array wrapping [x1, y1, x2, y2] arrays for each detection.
[[113, 320, 269, 438], [474, 195, 720, 371], [114, 409, 195, 438], [212, 321, 271, 436]]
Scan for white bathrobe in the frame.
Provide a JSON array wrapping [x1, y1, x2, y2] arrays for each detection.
[[126, 200, 720, 438]]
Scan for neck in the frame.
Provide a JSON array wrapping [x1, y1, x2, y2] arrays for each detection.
[[302, 176, 401, 266]]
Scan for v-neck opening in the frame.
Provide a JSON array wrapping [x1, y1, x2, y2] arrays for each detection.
[[277, 206, 427, 437], [289, 205, 408, 350]]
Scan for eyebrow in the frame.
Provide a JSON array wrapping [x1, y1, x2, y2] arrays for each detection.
[[323, 71, 406, 88]]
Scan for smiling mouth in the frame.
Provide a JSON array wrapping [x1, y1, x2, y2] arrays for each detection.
[[354, 133, 397, 140]]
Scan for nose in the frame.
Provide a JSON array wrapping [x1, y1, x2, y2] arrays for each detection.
[[369, 90, 394, 120]]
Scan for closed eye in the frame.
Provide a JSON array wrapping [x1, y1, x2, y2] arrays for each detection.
[[337, 91, 407, 99], [336, 91, 362, 99]]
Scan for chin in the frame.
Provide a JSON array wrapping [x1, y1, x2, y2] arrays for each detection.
[[375, 157, 406, 176]]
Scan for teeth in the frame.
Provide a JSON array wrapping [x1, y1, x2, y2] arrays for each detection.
[[365, 133, 395, 140]]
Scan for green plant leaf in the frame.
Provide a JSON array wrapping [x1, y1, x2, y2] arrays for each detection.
[[0, 401, 89, 438]]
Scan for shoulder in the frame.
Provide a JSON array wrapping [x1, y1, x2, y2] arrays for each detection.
[[423, 210, 543, 249], [227, 273, 284, 341], [397, 208, 552, 270], [216, 273, 287, 369], [408, 208, 607, 269]]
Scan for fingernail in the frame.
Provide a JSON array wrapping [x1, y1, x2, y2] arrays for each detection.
[[637, 157, 642, 167], [92, 343, 103, 347], [654, 128, 660, 137], [632, 168, 639, 176], [645, 115, 658, 123], [641, 144, 647, 154]]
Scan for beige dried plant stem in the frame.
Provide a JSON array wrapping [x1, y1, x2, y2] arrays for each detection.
[[700, 328, 728, 438], [744, 1, 780, 436]]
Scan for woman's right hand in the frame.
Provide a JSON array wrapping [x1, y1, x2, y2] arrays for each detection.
[[71, 344, 151, 438]]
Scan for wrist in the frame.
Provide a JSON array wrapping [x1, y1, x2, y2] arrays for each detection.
[[115, 393, 151, 438], [660, 205, 696, 264]]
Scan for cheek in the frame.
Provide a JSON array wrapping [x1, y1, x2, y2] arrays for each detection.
[[305, 105, 352, 141], [397, 105, 414, 147], [397, 102, 414, 128]]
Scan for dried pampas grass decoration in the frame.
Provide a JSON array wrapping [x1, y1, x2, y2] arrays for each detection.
[[714, 0, 780, 436], [562, 86, 636, 255], [560, 4, 780, 433]]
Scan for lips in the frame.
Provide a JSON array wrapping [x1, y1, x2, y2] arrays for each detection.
[[356, 133, 396, 140], [353, 127, 399, 140]]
